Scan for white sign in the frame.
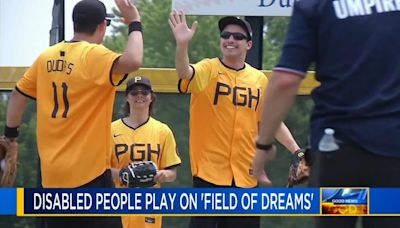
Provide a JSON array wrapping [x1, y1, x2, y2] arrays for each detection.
[[172, 0, 294, 16]]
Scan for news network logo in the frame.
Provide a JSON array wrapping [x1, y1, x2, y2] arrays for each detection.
[[321, 188, 368, 215]]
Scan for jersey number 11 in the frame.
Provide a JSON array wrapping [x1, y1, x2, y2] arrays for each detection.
[[51, 82, 69, 118]]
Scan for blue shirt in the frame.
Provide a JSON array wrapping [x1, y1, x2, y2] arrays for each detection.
[[276, 0, 400, 157]]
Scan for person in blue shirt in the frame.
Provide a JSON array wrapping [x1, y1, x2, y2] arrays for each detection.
[[252, 0, 400, 227]]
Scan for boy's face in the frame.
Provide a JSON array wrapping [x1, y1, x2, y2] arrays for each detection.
[[220, 24, 252, 59]]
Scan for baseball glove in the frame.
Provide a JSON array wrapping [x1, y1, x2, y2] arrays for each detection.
[[287, 148, 310, 188], [0, 136, 18, 187], [119, 161, 158, 188]]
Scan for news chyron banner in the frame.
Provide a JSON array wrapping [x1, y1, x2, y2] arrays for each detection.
[[0, 188, 400, 216], [11, 188, 318, 216]]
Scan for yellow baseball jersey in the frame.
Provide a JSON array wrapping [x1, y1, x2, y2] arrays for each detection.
[[16, 41, 126, 187], [179, 58, 268, 188], [110, 117, 181, 228]]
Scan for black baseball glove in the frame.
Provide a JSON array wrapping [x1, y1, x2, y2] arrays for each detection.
[[287, 148, 310, 188], [119, 161, 158, 188]]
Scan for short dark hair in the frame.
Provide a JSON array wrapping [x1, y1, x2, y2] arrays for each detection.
[[73, 23, 98, 35], [72, 0, 114, 34]]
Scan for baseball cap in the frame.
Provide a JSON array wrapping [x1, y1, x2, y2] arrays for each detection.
[[218, 16, 252, 41], [126, 76, 153, 93], [73, 0, 114, 26]]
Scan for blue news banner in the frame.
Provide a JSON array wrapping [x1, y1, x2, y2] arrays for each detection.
[[14, 188, 317, 215], [1, 188, 400, 215]]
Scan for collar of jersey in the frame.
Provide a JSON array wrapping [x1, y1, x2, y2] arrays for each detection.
[[218, 58, 246, 72], [121, 116, 151, 130]]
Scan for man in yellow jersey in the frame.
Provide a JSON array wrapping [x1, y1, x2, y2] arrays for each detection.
[[110, 77, 181, 228], [4, 0, 143, 227], [169, 12, 302, 228]]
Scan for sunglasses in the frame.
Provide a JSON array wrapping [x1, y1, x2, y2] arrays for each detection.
[[220, 31, 248, 41], [129, 89, 151, 96], [106, 19, 111, 26]]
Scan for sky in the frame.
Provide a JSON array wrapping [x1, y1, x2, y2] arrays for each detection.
[[0, 0, 291, 67], [0, 0, 117, 67]]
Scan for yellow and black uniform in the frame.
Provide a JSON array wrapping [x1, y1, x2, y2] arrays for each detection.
[[16, 41, 126, 187], [179, 57, 267, 188], [110, 117, 181, 228]]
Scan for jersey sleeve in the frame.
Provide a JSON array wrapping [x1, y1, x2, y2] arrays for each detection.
[[85, 44, 127, 87], [158, 125, 181, 170], [178, 58, 213, 94], [16, 56, 42, 99], [274, 1, 317, 77]]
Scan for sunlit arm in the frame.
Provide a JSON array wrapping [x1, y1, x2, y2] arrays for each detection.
[[257, 72, 303, 145], [252, 72, 302, 185], [6, 89, 27, 128], [175, 42, 193, 80], [112, 29, 143, 74], [275, 122, 300, 154]]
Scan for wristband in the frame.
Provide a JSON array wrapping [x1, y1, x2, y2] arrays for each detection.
[[4, 126, 19, 138], [128, 21, 142, 35], [294, 149, 305, 158], [255, 142, 273, 151]]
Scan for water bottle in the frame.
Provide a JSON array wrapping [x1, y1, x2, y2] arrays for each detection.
[[318, 128, 339, 152], [0, 159, 5, 171]]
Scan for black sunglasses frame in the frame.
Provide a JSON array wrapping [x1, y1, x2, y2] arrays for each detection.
[[129, 89, 151, 96], [220, 31, 248, 41], [106, 19, 111, 26]]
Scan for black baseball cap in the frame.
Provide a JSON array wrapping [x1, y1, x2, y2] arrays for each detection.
[[126, 76, 153, 93], [73, 0, 114, 26], [218, 16, 252, 41]]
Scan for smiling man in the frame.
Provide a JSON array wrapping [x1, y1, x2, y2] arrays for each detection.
[[169, 12, 301, 228]]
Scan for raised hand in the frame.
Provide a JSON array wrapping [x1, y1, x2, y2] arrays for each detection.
[[168, 10, 198, 44], [115, 0, 141, 24]]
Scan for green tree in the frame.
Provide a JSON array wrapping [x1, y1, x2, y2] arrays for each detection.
[[263, 17, 290, 69], [105, 0, 221, 68]]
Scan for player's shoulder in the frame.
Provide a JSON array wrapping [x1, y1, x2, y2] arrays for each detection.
[[111, 118, 124, 128], [294, 0, 324, 16], [79, 42, 111, 56], [149, 117, 172, 132], [244, 63, 267, 77], [40, 41, 65, 56], [43, 41, 107, 56], [209, 57, 221, 64], [195, 57, 219, 66]]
